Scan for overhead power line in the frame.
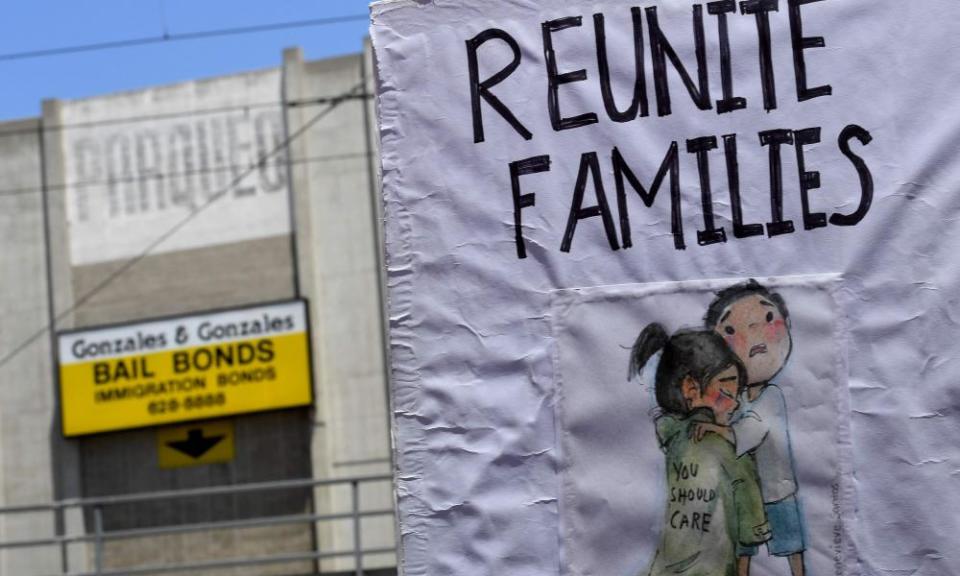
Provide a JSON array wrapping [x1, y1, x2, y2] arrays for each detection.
[[0, 151, 371, 198], [0, 82, 365, 370], [0, 14, 369, 63], [0, 94, 371, 140]]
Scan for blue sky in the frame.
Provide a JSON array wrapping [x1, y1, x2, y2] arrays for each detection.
[[0, 0, 373, 121]]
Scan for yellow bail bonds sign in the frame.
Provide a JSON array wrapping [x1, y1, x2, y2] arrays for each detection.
[[57, 300, 313, 436]]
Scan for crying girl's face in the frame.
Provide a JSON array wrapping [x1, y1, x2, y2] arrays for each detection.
[[701, 365, 741, 424]]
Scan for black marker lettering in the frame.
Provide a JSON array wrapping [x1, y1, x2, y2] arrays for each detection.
[[544, 17, 599, 132], [789, 0, 832, 102], [740, 0, 779, 112], [562, 152, 620, 252], [708, 1, 747, 113], [830, 124, 874, 226], [510, 155, 551, 259], [614, 143, 686, 250], [759, 128, 796, 236], [466, 29, 532, 143], [646, 5, 712, 117], [723, 134, 765, 238], [594, 9, 649, 122], [687, 136, 727, 245], [793, 127, 827, 230]]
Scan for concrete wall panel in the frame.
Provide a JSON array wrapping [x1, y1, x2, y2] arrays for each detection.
[[0, 119, 60, 574]]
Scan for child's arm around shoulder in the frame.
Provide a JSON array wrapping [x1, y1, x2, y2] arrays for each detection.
[[691, 422, 735, 445], [729, 386, 785, 457]]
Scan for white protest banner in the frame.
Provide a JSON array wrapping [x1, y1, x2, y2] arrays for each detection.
[[372, 1, 958, 574]]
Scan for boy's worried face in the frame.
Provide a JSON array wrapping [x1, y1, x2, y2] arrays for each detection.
[[714, 294, 791, 385], [685, 365, 741, 424]]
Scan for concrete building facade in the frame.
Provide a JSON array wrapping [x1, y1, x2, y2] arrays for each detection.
[[0, 45, 393, 576]]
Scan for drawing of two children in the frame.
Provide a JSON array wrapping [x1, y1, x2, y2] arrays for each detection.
[[630, 281, 807, 576]]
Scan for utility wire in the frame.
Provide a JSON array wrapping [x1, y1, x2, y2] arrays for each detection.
[[0, 94, 371, 140], [0, 82, 364, 370], [156, 0, 170, 39], [0, 14, 369, 63], [0, 152, 371, 198]]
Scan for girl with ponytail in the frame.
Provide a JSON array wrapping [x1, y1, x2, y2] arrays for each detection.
[[629, 323, 747, 421], [628, 324, 770, 576]]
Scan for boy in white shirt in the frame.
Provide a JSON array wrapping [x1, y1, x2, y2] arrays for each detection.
[[695, 280, 807, 576]]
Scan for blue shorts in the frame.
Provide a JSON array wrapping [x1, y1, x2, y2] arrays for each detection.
[[738, 495, 806, 557]]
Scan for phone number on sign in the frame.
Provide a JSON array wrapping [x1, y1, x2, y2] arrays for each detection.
[[148, 393, 227, 415]]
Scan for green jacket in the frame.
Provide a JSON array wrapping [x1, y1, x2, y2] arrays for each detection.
[[646, 411, 770, 576]]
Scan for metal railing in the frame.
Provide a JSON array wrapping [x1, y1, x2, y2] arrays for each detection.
[[0, 474, 396, 576]]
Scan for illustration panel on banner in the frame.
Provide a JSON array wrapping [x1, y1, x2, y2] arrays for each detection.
[[552, 277, 852, 576]]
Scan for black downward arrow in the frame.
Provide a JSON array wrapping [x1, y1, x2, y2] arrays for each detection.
[[166, 429, 225, 459]]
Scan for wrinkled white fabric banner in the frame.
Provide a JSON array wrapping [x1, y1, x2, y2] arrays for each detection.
[[372, 1, 960, 575]]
